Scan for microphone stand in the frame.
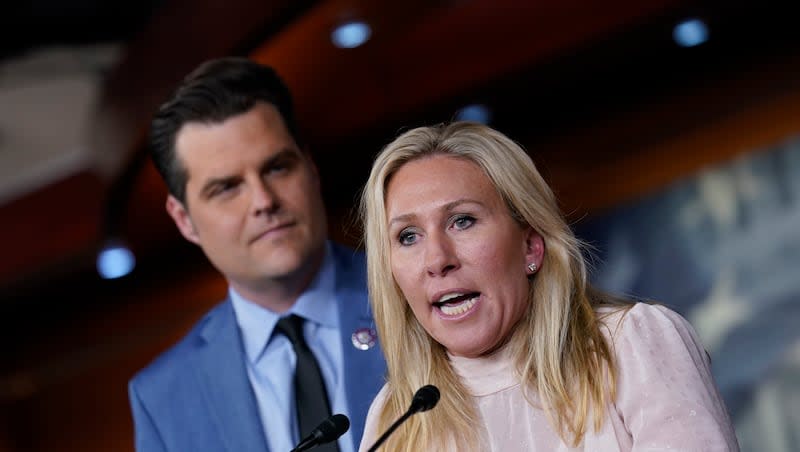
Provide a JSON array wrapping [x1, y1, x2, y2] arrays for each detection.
[[291, 413, 350, 452], [366, 410, 413, 452], [366, 385, 440, 452]]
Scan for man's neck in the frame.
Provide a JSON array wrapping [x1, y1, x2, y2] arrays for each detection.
[[230, 281, 303, 313], [229, 248, 326, 313]]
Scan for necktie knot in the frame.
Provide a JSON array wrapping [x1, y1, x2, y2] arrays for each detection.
[[275, 314, 307, 349]]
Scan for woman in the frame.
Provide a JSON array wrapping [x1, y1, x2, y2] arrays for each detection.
[[358, 122, 739, 451]]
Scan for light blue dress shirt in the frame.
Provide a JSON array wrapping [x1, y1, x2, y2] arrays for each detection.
[[230, 243, 354, 452]]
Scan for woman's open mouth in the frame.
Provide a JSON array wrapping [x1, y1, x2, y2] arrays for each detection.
[[433, 292, 480, 316]]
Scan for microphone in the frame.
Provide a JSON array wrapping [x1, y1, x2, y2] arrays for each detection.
[[291, 413, 350, 452], [366, 385, 440, 452]]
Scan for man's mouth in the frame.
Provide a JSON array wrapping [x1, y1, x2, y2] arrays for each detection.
[[251, 221, 295, 243]]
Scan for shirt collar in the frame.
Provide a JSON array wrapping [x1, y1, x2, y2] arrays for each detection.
[[231, 241, 339, 363]]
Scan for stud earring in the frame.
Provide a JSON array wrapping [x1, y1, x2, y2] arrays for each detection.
[[527, 262, 537, 273]]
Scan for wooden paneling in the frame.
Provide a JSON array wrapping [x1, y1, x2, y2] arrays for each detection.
[[250, 0, 689, 144], [537, 55, 800, 217], [0, 265, 225, 451], [0, 172, 103, 289]]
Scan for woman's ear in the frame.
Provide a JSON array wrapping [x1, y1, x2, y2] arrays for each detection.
[[524, 228, 545, 274]]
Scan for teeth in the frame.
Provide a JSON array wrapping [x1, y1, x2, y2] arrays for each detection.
[[439, 296, 478, 316], [437, 292, 466, 303]]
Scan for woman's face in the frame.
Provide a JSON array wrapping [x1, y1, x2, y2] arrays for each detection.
[[385, 155, 544, 358]]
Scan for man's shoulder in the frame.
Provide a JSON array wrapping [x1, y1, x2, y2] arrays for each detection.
[[330, 241, 366, 266], [129, 300, 231, 391], [330, 242, 367, 282]]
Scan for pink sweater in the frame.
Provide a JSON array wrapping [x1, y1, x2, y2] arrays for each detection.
[[360, 303, 739, 451]]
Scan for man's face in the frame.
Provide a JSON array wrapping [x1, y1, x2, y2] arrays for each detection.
[[166, 102, 328, 303]]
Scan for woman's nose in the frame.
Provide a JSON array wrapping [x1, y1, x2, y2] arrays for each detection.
[[424, 232, 459, 277]]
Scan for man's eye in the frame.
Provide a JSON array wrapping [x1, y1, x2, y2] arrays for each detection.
[[207, 180, 239, 198], [266, 160, 293, 175]]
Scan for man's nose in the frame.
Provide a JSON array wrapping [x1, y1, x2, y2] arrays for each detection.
[[251, 180, 279, 215]]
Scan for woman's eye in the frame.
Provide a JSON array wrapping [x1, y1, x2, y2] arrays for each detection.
[[452, 215, 475, 230], [398, 229, 418, 246]]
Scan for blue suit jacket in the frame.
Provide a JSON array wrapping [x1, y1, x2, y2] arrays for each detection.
[[129, 244, 386, 451]]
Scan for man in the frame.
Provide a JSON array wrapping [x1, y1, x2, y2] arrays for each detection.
[[128, 57, 386, 452]]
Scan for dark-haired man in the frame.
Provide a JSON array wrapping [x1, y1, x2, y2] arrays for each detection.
[[128, 57, 385, 452]]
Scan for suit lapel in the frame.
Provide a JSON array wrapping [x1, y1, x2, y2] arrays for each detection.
[[331, 245, 387, 447], [194, 301, 268, 452]]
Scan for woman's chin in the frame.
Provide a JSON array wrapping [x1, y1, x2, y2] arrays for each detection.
[[441, 336, 500, 358]]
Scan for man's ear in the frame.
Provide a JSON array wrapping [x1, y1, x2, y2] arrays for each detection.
[[306, 149, 321, 189], [166, 195, 200, 245]]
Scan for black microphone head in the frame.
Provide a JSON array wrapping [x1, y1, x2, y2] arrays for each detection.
[[409, 385, 440, 414], [316, 414, 350, 443]]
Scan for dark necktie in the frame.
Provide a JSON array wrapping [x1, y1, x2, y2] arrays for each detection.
[[275, 315, 340, 452]]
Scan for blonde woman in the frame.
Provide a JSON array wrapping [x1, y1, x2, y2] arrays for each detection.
[[358, 122, 739, 451]]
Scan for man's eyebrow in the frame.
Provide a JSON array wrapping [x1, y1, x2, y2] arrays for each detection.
[[199, 175, 237, 197], [198, 147, 301, 196], [259, 148, 301, 171]]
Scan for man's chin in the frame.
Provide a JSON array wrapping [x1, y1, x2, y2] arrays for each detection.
[[248, 239, 324, 280], [257, 256, 304, 278], [258, 249, 318, 278]]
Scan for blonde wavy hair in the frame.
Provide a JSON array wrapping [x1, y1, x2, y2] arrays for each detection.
[[360, 122, 627, 450]]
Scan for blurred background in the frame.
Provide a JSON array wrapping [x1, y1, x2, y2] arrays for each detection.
[[1, 0, 798, 450]]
